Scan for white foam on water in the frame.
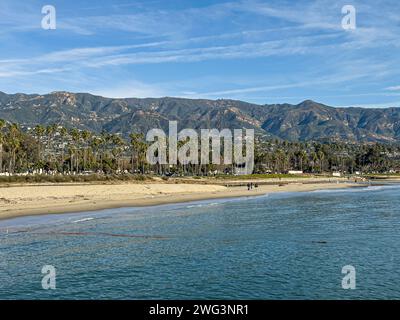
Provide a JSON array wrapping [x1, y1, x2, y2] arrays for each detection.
[[72, 217, 95, 223], [310, 184, 400, 194]]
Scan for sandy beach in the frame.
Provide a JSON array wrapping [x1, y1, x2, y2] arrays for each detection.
[[0, 178, 362, 221]]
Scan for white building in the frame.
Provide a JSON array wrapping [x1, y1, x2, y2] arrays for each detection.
[[288, 170, 303, 174]]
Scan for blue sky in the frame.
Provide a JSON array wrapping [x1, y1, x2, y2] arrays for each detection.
[[0, 0, 399, 107]]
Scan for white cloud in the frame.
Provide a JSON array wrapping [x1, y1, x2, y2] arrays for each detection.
[[385, 86, 400, 91], [340, 101, 400, 108], [0, 32, 342, 78], [90, 80, 166, 99]]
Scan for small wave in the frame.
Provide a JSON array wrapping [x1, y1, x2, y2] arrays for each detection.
[[186, 202, 220, 209], [311, 184, 400, 194], [347, 185, 393, 192], [183, 195, 270, 209], [310, 188, 354, 194], [186, 204, 204, 209], [72, 217, 95, 223], [365, 186, 383, 191]]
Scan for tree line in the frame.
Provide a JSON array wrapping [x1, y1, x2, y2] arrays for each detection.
[[0, 119, 399, 176]]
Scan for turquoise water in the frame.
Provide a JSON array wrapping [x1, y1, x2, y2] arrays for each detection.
[[1, 184, 400, 299]]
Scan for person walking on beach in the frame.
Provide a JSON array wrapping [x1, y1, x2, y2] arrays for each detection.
[[247, 183, 250, 191]]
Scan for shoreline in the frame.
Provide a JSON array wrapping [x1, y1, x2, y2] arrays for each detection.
[[0, 179, 365, 222]]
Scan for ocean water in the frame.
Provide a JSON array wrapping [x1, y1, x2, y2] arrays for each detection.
[[1, 184, 400, 299]]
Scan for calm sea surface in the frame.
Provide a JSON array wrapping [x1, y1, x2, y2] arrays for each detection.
[[1, 184, 400, 299]]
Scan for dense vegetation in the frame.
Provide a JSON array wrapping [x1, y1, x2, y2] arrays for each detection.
[[1, 119, 399, 179]]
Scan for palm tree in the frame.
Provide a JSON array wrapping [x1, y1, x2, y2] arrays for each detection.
[[111, 134, 125, 172], [81, 130, 92, 171], [70, 128, 81, 172], [129, 133, 145, 173], [58, 126, 68, 172], [33, 125, 46, 164], [298, 150, 308, 172], [311, 152, 318, 173], [90, 136, 102, 172], [7, 123, 21, 174], [0, 119, 5, 173], [318, 150, 325, 173], [99, 130, 111, 171], [45, 124, 57, 169]]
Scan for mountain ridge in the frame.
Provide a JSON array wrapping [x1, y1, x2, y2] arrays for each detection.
[[0, 90, 399, 143]]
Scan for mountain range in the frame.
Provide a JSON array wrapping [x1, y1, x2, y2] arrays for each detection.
[[1, 91, 399, 143]]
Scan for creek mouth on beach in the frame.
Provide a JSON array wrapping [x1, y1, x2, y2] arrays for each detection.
[[1, 183, 400, 299]]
